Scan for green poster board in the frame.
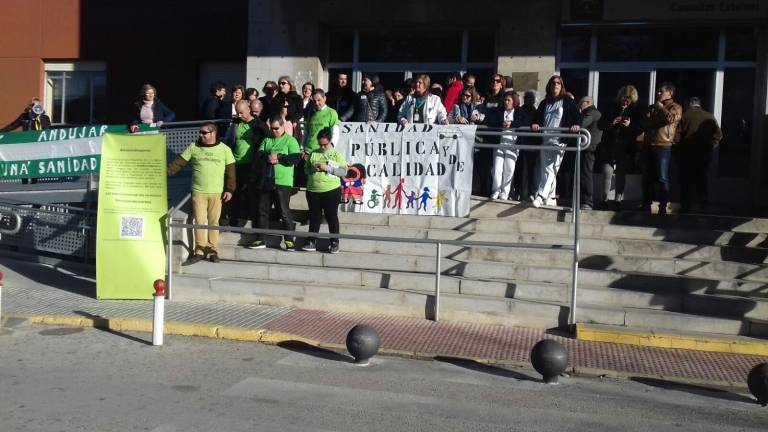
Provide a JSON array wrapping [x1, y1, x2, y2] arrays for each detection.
[[96, 133, 168, 299]]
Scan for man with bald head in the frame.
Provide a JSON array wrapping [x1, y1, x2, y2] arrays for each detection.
[[250, 99, 263, 119], [225, 99, 270, 227]]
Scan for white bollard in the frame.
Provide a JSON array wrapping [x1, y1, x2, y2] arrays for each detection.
[[152, 279, 166, 346]]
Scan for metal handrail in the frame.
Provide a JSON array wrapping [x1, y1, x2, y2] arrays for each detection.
[[165, 193, 193, 300], [170, 220, 574, 251], [163, 125, 590, 326], [166, 208, 573, 322]]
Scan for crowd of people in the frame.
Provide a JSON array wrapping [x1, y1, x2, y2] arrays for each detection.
[[1, 71, 723, 264]]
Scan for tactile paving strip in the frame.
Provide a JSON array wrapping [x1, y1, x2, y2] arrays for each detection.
[[2, 284, 291, 329], [263, 310, 768, 384]]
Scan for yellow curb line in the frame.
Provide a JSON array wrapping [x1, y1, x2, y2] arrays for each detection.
[[3, 314, 751, 391], [576, 324, 768, 357]]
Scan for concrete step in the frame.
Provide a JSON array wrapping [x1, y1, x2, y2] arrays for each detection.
[[208, 237, 768, 287], [215, 225, 768, 265], [289, 191, 768, 234], [210, 206, 768, 248], [171, 273, 565, 328], [172, 272, 763, 337], [180, 258, 768, 325], [576, 304, 761, 337], [465, 197, 768, 234]]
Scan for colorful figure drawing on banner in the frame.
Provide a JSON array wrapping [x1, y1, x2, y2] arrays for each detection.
[[418, 187, 433, 211], [341, 163, 367, 205], [367, 189, 381, 209], [392, 178, 406, 209], [383, 183, 394, 208], [406, 190, 418, 208], [436, 191, 446, 212]]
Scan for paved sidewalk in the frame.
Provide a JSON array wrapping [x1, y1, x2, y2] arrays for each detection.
[[1, 257, 766, 389]]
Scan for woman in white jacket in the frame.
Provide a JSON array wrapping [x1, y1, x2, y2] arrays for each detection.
[[397, 74, 448, 125]]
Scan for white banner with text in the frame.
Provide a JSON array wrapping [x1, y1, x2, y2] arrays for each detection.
[[335, 123, 476, 217]]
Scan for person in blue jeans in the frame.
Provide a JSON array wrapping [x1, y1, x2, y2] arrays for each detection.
[[640, 82, 682, 215]]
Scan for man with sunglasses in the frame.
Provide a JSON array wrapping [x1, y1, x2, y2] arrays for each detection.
[[167, 122, 235, 264]]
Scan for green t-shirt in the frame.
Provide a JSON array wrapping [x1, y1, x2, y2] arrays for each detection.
[[233, 121, 254, 164], [306, 148, 347, 193], [259, 133, 301, 187], [306, 106, 340, 153], [180, 142, 235, 193]]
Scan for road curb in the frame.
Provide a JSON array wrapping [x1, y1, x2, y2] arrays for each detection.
[[576, 323, 768, 357], [2, 313, 751, 392]]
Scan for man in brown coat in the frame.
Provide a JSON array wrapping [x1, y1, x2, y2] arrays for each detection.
[[674, 97, 722, 213], [640, 82, 683, 215]]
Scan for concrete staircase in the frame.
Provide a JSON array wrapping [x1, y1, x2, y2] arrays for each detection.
[[171, 194, 768, 338]]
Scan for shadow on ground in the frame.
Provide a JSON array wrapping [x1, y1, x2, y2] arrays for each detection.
[[73, 311, 151, 345], [277, 340, 352, 363], [434, 356, 539, 382], [631, 377, 756, 405]]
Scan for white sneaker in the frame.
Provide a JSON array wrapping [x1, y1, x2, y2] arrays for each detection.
[[532, 196, 543, 208], [545, 198, 557, 206], [498, 195, 508, 201], [490, 193, 499, 200]]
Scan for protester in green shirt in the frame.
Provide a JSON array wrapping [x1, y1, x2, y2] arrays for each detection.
[[248, 115, 301, 250], [167, 122, 235, 264], [302, 128, 347, 253], [303, 88, 340, 153]]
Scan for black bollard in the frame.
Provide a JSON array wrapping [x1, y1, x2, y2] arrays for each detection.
[[530, 339, 568, 384], [747, 363, 768, 406], [346, 324, 380, 366]]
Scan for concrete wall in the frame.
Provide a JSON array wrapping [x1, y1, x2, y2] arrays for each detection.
[[0, 0, 79, 129], [246, 0, 561, 96]]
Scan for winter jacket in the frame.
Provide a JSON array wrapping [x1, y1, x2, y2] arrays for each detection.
[[1, 112, 51, 132], [397, 94, 448, 124], [675, 106, 722, 151], [597, 103, 643, 164], [326, 86, 356, 117], [643, 99, 683, 147], [443, 80, 464, 111], [342, 89, 388, 122], [271, 91, 304, 123], [532, 96, 582, 146], [580, 105, 603, 152], [134, 99, 175, 124]]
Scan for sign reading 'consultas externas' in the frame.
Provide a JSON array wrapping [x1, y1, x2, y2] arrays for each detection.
[[0, 124, 156, 179]]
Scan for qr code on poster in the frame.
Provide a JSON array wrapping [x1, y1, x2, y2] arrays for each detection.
[[120, 215, 144, 239]]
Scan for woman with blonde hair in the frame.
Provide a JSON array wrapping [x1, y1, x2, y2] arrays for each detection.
[[597, 84, 643, 210], [397, 74, 448, 125], [134, 84, 175, 126]]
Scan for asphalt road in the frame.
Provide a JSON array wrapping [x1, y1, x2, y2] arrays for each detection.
[[1, 318, 767, 432]]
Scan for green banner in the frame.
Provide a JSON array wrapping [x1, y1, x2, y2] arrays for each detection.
[[96, 133, 168, 299], [0, 124, 158, 179]]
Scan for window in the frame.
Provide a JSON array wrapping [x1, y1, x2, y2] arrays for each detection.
[[358, 30, 463, 63], [718, 69, 755, 177], [560, 29, 590, 63], [559, 69, 589, 100], [467, 30, 495, 63], [45, 63, 107, 125], [329, 31, 354, 63], [725, 28, 756, 61], [597, 29, 719, 62]]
